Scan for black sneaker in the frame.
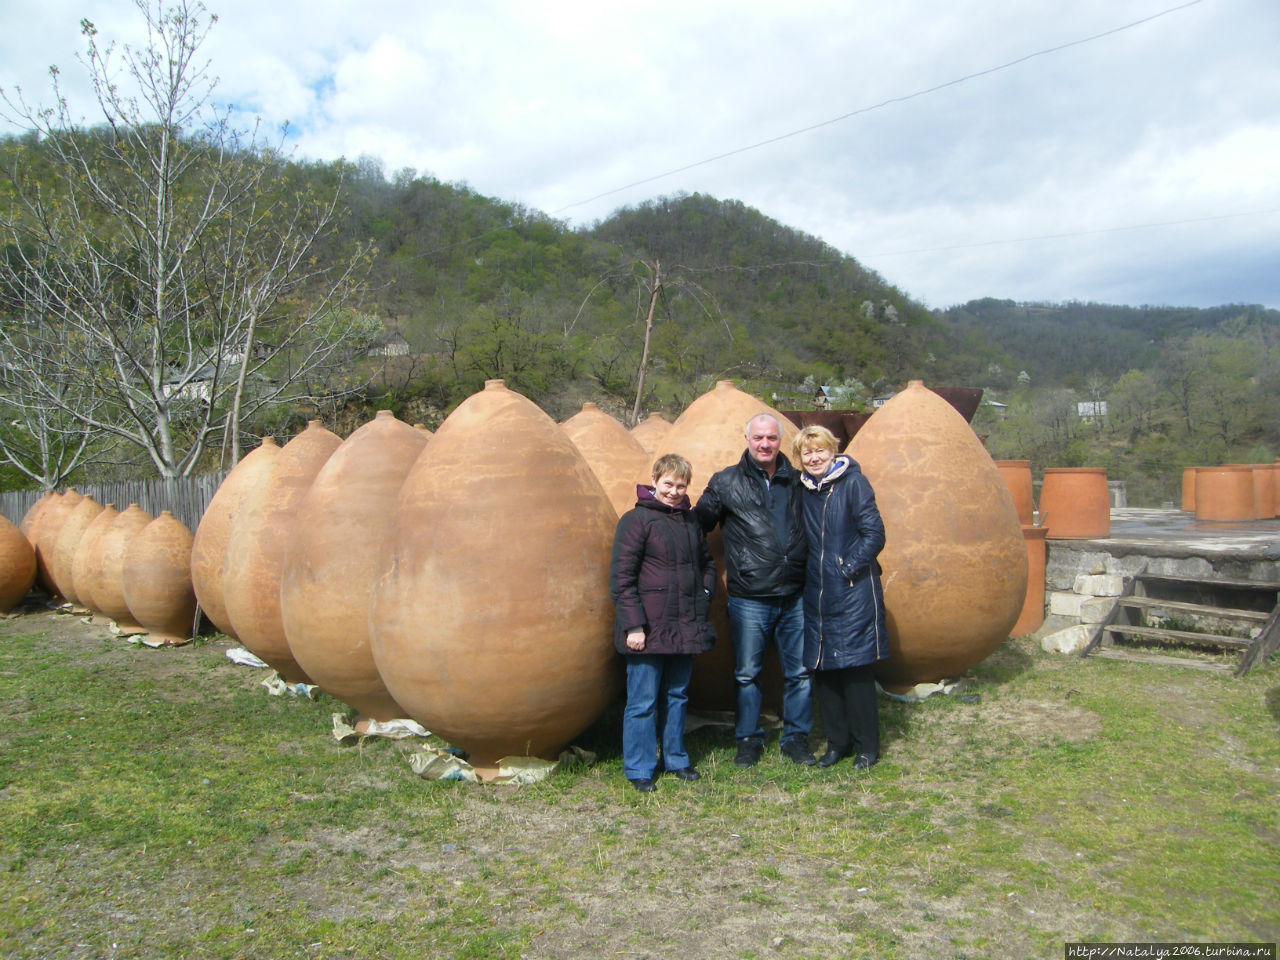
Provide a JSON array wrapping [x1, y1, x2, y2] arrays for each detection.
[[734, 739, 763, 767], [781, 738, 817, 766], [630, 777, 657, 793]]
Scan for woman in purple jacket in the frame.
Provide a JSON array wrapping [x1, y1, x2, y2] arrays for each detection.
[[609, 453, 718, 793], [793, 425, 889, 770]]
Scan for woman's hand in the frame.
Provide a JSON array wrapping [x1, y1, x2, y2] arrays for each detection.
[[626, 629, 646, 651]]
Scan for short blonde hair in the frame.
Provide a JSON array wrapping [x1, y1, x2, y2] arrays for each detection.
[[792, 425, 839, 462], [651, 452, 692, 484]]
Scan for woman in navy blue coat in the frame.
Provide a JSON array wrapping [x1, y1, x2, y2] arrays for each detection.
[[793, 425, 888, 769]]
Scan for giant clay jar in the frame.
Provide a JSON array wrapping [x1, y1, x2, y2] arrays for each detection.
[[1181, 468, 1196, 512], [71, 504, 120, 614], [662, 380, 799, 711], [32, 490, 80, 597], [122, 511, 197, 644], [223, 421, 341, 681], [0, 511, 37, 614], [20, 493, 53, 541], [847, 380, 1026, 692], [51, 495, 103, 605], [92, 504, 154, 632], [190, 436, 280, 639], [994, 460, 1035, 526], [1194, 465, 1255, 522], [281, 411, 427, 721], [1038, 468, 1110, 539], [1011, 524, 1048, 636], [630, 413, 673, 458], [562, 402, 651, 517], [370, 380, 619, 776]]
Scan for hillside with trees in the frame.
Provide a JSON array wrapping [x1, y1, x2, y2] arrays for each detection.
[[1, 2, 1276, 504]]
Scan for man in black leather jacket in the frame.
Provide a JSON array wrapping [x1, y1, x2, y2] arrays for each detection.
[[695, 413, 816, 767]]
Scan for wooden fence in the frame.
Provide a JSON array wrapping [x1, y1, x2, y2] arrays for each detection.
[[0, 472, 229, 534]]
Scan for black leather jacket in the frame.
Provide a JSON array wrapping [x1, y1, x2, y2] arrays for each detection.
[[694, 450, 807, 600]]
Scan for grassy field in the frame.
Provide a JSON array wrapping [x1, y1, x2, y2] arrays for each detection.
[[1, 604, 1277, 960]]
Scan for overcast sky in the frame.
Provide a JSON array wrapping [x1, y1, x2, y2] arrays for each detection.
[[2, 0, 1277, 310]]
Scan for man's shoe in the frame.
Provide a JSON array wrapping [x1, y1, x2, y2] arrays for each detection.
[[629, 778, 657, 793], [852, 754, 878, 770], [817, 749, 847, 768], [781, 738, 817, 766], [670, 767, 701, 781], [734, 739, 763, 767]]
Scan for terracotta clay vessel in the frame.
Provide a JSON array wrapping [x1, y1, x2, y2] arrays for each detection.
[[1011, 524, 1048, 636], [994, 460, 1035, 526], [122, 511, 197, 644], [1181, 468, 1196, 512], [20, 493, 53, 540], [561, 402, 651, 517], [662, 380, 799, 712], [71, 504, 120, 614], [1038, 468, 1110, 538], [32, 490, 81, 597], [1249, 464, 1275, 520], [630, 413, 673, 458], [190, 437, 280, 639], [223, 421, 341, 681], [51, 495, 103, 605], [281, 411, 427, 721], [370, 380, 620, 776], [0, 511, 37, 614], [847, 380, 1026, 693], [1194, 465, 1255, 522], [92, 504, 155, 632]]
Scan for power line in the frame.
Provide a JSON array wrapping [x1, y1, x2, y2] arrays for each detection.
[[861, 206, 1280, 259], [551, 0, 1205, 216]]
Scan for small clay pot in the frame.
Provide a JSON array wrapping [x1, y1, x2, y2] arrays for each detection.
[[122, 511, 197, 645], [994, 460, 1035, 526], [1011, 524, 1048, 636], [190, 437, 280, 639], [1194, 465, 1255, 522], [562, 402, 651, 517], [0, 511, 37, 614], [1038, 468, 1110, 539]]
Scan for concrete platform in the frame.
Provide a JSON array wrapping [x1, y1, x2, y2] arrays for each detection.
[[1044, 507, 1280, 593]]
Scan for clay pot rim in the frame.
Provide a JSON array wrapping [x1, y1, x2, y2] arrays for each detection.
[[1196, 464, 1253, 472], [1042, 467, 1107, 475]]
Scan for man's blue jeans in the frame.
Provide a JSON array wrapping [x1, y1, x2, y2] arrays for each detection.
[[622, 654, 695, 780], [727, 594, 812, 743]]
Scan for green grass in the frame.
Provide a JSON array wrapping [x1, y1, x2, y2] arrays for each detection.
[[1, 613, 1278, 959]]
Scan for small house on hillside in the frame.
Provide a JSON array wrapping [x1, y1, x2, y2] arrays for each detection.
[[365, 329, 411, 357], [813, 385, 851, 409]]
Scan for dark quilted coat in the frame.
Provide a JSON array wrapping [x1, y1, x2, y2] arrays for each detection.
[[798, 455, 889, 671], [610, 486, 718, 656]]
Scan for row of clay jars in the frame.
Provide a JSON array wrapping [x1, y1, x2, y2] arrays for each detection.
[[1189, 463, 1280, 521], [0, 510, 37, 614], [18, 491, 197, 643], [369, 381, 621, 777]]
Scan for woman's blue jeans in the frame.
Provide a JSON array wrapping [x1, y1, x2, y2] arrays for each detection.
[[623, 653, 695, 780], [727, 594, 812, 743]]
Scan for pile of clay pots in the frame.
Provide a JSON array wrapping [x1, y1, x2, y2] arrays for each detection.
[[10, 493, 196, 644]]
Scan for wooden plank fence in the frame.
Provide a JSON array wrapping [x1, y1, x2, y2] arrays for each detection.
[[0, 472, 229, 534]]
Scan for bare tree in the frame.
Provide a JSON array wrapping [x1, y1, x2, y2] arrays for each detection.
[[0, 0, 373, 479]]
